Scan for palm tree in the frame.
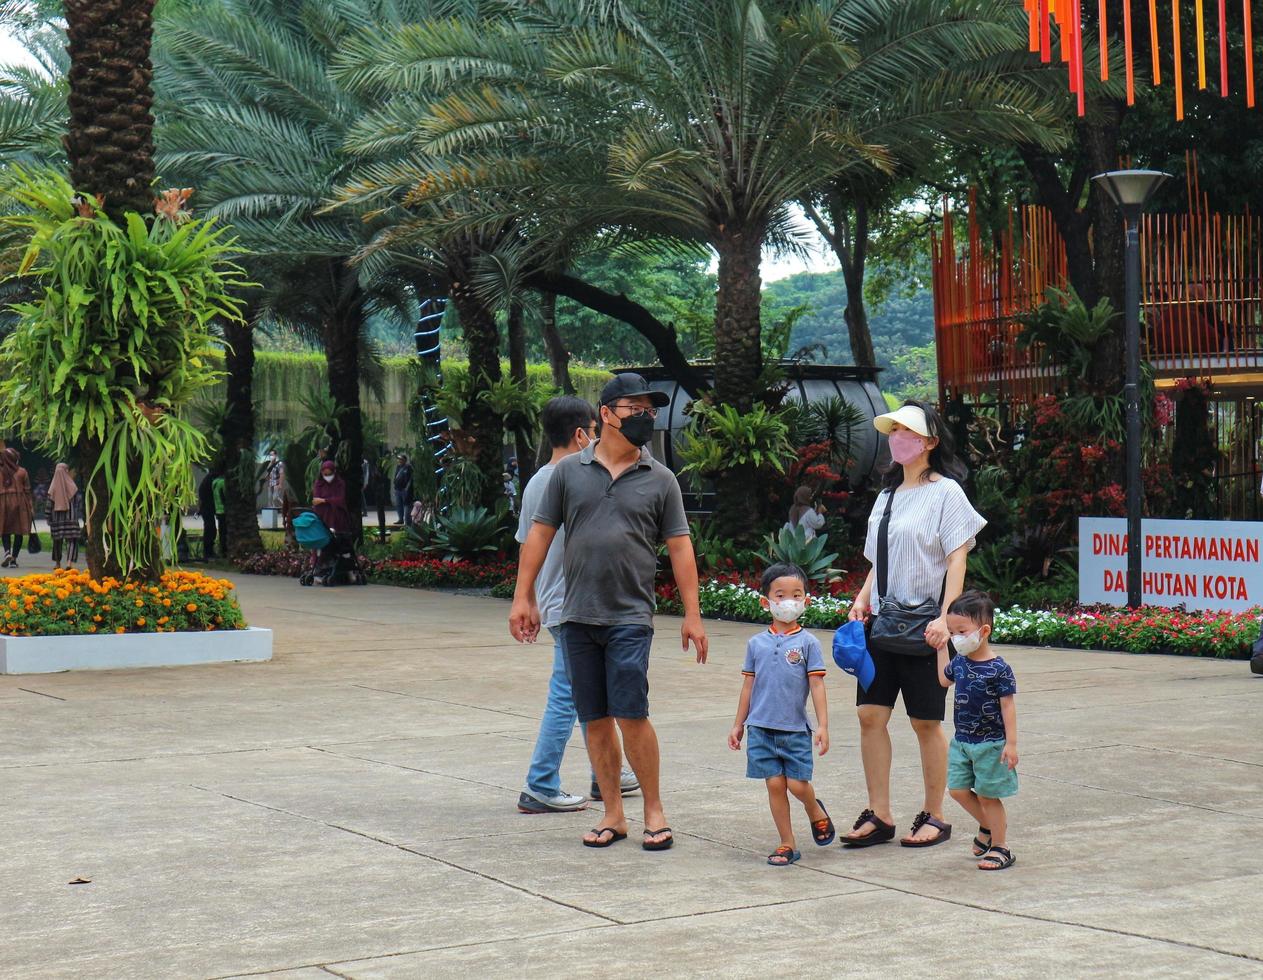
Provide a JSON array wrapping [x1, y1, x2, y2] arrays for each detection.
[[152, 0, 454, 530], [335, 0, 1063, 534]]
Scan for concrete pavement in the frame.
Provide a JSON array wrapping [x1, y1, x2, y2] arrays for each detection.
[[1, 564, 1261, 978]]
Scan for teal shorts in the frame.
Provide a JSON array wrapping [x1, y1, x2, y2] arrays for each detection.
[[948, 738, 1018, 799]]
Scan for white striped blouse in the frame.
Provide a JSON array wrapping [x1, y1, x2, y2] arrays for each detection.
[[862, 477, 987, 609]]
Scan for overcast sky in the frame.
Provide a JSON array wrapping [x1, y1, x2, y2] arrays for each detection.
[[0, 24, 832, 282]]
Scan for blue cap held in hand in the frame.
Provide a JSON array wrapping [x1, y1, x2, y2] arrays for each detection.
[[832, 620, 876, 691]]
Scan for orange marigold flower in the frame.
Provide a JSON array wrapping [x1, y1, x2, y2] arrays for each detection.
[[162, 598, 171, 607], [115, 627, 126, 634], [186, 603, 198, 612], [136, 618, 146, 626], [88, 625, 97, 633]]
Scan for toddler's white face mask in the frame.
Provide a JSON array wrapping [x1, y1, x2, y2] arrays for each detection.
[[951, 628, 983, 656], [768, 598, 806, 623], [322, 474, 335, 483]]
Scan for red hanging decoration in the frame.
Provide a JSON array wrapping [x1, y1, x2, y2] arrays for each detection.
[[1247, 0, 1257, 108], [1195, 0, 1208, 89], [1173, 0, 1185, 119], [1125, 0, 1137, 103], [1100, 0, 1110, 80], [1220, 0, 1230, 96], [1150, 0, 1162, 85]]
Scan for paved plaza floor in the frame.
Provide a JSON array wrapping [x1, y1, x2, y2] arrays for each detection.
[[2, 564, 1262, 978]]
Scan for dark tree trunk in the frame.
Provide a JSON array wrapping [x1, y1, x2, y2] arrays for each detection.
[[449, 269, 505, 510], [711, 226, 764, 541], [537, 291, 575, 394], [1019, 96, 1127, 394], [713, 226, 764, 412], [323, 264, 365, 540], [527, 271, 707, 397], [63, 0, 156, 220], [839, 201, 877, 370], [507, 299, 536, 490], [222, 315, 264, 558], [64, 0, 158, 580]]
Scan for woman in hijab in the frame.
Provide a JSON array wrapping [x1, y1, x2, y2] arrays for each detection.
[[311, 459, 351, 535], [786, 485, 827, 541], [47, 462, 81, 569], [0, 448, 34, 567]]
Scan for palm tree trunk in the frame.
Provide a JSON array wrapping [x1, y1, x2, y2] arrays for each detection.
[[64, 0, 157, 581], [64, 0, 156, 220], [323, 266, 365, 540], [507, 299, 536, 490], [222, 315, 264, 558], [537, 291, 575, 394], [712, 226, 764, 540], [448, 273, 504, 510]]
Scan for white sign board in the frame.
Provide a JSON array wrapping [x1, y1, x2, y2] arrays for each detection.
[[1078, 517, 1263, 612]]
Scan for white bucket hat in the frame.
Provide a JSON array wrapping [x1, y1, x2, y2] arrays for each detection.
[[873, 404, 931, 437]]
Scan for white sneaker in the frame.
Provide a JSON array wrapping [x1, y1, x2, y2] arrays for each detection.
[[590, 768, 641, 801], [517, 788, 588, 813]]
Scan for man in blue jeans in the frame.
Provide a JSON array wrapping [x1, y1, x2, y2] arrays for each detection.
[[512, 375, 708, 851], [516, 396, 638, 813]]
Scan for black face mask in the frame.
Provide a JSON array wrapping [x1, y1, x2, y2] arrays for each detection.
[[614, 412, 655, 448]]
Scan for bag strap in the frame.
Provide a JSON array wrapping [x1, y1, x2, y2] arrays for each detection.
[[876, 488, 895, 602], [876, 485, 947, 610]]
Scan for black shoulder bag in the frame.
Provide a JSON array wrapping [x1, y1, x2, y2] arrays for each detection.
[[867, 488, 942, 657]]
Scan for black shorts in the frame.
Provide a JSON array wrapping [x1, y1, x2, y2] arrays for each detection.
[[560, 622, 654, 722], [856, 646, 947, 720]]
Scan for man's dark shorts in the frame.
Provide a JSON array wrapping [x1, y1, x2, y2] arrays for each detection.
[[855, 646, 946, 720], [560, 623, 654, 722]]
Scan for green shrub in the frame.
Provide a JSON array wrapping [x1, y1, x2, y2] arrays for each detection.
[[761, 525, 838, 583]]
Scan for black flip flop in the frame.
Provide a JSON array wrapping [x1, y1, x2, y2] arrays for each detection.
[[582, 827, 627, 848], [901, 811, 952, 848], [978, 845, 1015, 870], [643, 827, 674, 851], [767, 845, 800, 866], [811, 800, 836, 846], [841, 808, 896, 848], [972, 826, 992, 857]]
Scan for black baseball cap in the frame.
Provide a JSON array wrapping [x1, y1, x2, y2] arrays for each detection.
[[600, 373, 669, 408]]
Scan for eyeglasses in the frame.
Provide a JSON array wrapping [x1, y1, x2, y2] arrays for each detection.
[[610, 402, 658, 419]]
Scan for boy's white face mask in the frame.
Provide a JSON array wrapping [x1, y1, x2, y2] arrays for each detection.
[[951, 628, 984, 656], [768, 598, 806, 623]]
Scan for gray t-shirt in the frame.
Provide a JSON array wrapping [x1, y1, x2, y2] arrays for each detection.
[[516, 462, 565, 629], [742, 628, 827, 732], [534, 441, 690, 627]]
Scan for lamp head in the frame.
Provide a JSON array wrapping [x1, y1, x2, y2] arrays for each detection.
[[1092, 169, 1171, 211]]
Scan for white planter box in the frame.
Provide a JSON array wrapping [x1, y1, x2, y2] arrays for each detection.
[[0, 626, 272, 674]]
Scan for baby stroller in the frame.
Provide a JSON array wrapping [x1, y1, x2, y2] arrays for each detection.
[[293, 510, 368, 587]]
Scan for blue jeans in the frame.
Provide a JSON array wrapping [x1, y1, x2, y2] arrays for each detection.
[[525, 628, 583, 797]]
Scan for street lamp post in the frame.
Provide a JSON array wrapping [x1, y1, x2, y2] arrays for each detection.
[[1092, 169, 1171, 609]]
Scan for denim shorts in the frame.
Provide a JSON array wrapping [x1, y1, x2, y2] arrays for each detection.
[[948, 738, 1019, 799], [746, 725, 814, 781], [560, 622, 653, 722]]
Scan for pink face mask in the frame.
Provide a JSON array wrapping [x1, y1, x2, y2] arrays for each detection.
[[888, 430, 929, 465]]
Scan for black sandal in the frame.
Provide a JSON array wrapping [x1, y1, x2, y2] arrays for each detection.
[[901, 810, 952, 848], [642, 827, 674, 851], [972, 826, 992, 857], [841, 808, 896, 848], [810, 800, 835, 846], [978, 845, 1015, 870], [582, 827, 627, 848]]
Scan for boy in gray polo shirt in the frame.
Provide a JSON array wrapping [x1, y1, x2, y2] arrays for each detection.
[[510, 373, 708, 852], [728, 563, 834, 866]]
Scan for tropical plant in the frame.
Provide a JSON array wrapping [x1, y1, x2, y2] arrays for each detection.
[[0, 168, 249, 576], [441, 455, 486, 510], [676, 402, 796, 499], [760, 524, 839, 584], [1016, 286, 1120, 387], [423, 504, 503, 561], [337, 0, 1064, 531]]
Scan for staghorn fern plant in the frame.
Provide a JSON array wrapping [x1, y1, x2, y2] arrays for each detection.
[[0, 167, 251, 578]]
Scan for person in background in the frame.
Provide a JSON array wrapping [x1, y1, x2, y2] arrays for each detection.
[[503, 471, 518, 517], [197, 466, 219, 560], [47, 462, 81, 570], [32, 468, 49, 521], [212, 469, 228, 558], [312, 460, 351, 534], [361, 456, 371, 516], [392, 452, 413, 526], [786, 486, 826, 541], [266, 449, 286, 509], [0, 448, 34, 568]]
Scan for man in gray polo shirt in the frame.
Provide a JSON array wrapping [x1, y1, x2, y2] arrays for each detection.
[[511, 374, 708, 851]]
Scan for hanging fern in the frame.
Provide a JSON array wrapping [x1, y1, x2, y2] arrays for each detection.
[[0, 167, 251, 576]]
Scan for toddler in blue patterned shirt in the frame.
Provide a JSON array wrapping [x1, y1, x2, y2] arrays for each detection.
[[936, 590, 1019, 871]]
